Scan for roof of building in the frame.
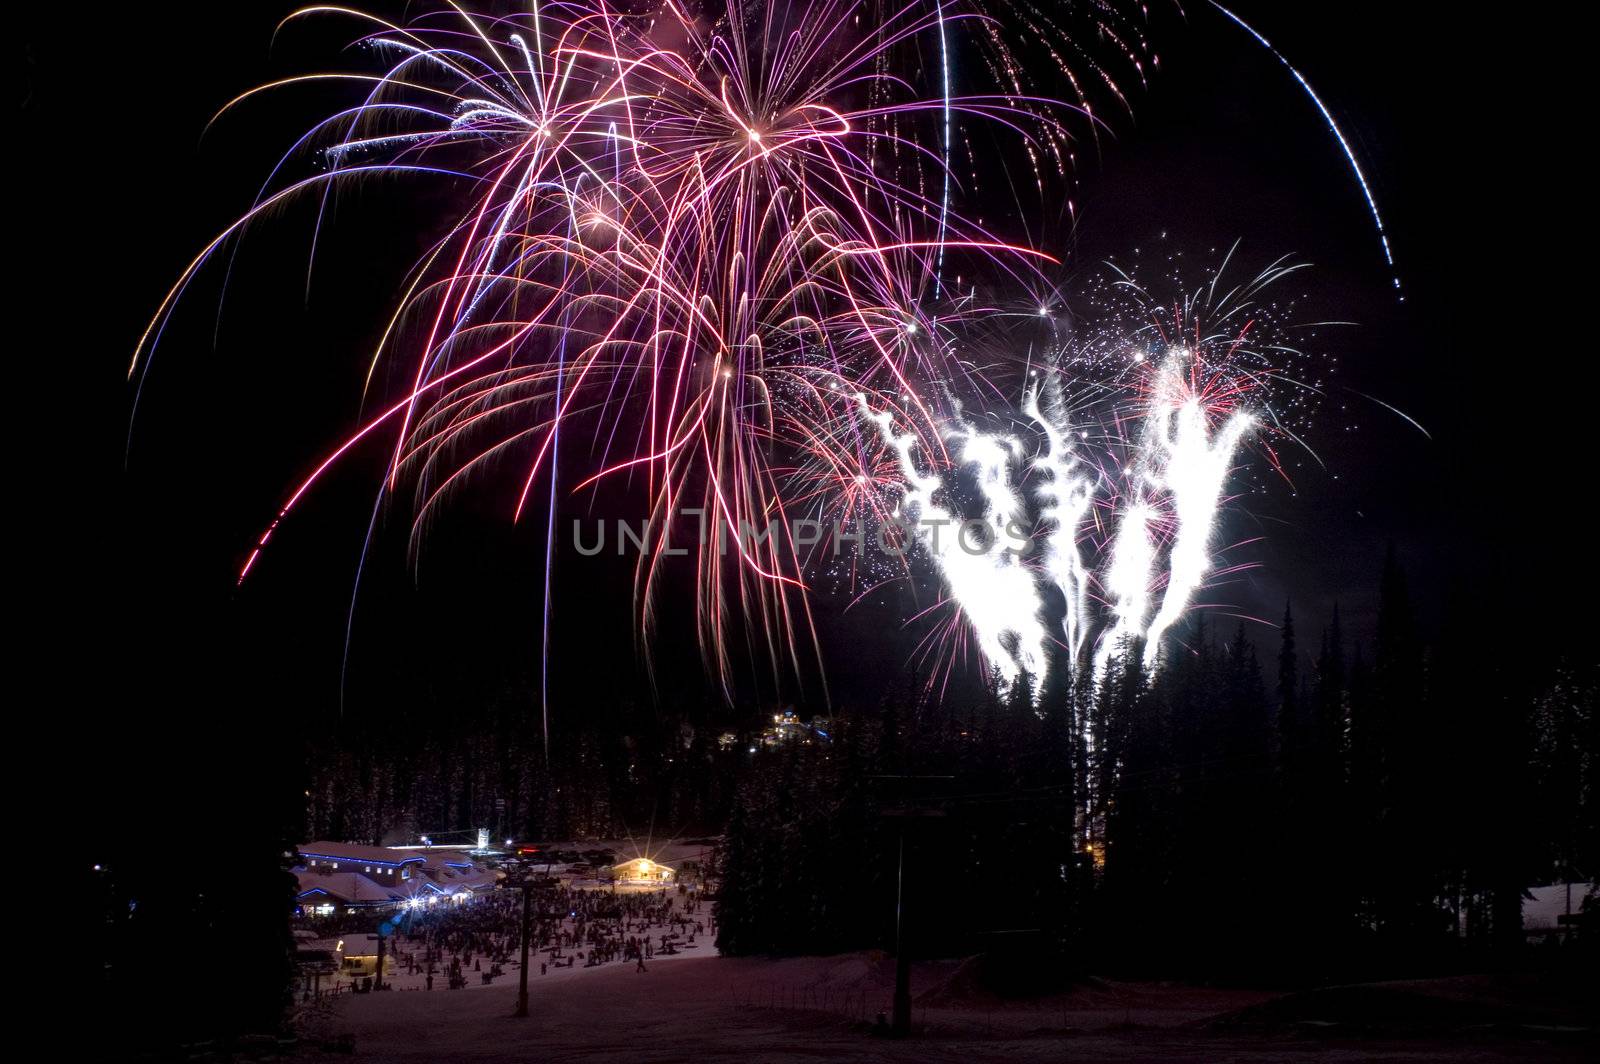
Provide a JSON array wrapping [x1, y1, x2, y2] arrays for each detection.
[[422, 862, 502, 890], [613, 857, 674, 873], [298, 841, 427, 868], [416, 850, 483, 871], [296, 870, 406, 905]]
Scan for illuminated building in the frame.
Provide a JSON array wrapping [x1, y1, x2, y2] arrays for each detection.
[[609, 857, 676, 886]]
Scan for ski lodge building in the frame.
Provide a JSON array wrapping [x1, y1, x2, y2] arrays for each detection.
[[293, 840, 501, 915], [609, 856, 676, 886]]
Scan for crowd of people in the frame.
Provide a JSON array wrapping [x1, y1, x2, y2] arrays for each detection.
[[306, 880, 715, 996], [529, 883, 711, 974]]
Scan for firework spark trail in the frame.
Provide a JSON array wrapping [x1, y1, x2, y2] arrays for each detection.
[[1023, 383, 1095, 667], [861, 358, 1253, 700], [857, 395, 1047, 689], [1208, 1, 1401, 297], [1083, 349, 1254, 678], [868, 355, 1255, 698], [1137, 356, 1253, 670], [934, 0, 952, 295], [951, 424, 1049, 683], [856, 256, 1317, 701], [1085, 493, 1156, 681]]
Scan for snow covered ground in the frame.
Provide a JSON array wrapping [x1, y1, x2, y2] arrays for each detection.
[[285, 857, 1591, 1060], [293, 953, 1591, 1063], [311, 936, 710, 996]]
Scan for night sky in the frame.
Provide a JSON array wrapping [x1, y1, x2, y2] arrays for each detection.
[[21, 4, 1583, 847]]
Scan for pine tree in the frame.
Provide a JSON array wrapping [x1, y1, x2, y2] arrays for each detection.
[[1300, 607, 1352, 975], [1372, 546, 1446, 953], [1312, 606, 1346, 772], [714, 785, 755, 953], [1101, 643, 1166, 969], [1221, 624, 1272, 971], [1277, 601, 1300, 775]]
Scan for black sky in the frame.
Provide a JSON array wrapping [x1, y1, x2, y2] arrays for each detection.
[[21, 2, 1586, 841]]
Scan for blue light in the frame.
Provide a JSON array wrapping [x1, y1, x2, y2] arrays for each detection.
[[298, 851, 424, 869]]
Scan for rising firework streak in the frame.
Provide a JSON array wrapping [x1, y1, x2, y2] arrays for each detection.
[[1209, 1, 1402, 298]]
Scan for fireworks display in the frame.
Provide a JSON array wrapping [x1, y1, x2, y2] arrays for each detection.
[[856, 251, 1330, 699], [131, 0, 1354, 710]]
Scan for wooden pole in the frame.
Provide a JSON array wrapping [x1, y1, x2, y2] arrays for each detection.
[[892, 828, 911, 1037], [514, 881, 532, 1017]]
